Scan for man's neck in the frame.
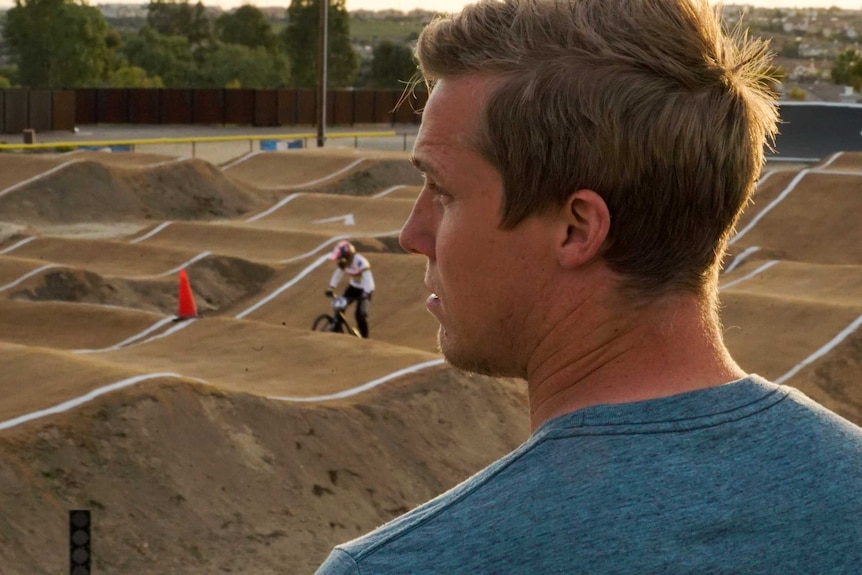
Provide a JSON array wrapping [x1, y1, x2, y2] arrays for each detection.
[[525, 291, 745, 431]]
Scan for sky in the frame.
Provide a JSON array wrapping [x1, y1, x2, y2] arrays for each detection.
[[346, 0, 862, 12], [1, 0, 861, 13]]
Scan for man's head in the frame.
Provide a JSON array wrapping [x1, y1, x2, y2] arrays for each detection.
[[414, 0, 779, 301]]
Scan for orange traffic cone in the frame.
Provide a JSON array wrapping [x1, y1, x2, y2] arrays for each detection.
[[176, 269, 198, 320]]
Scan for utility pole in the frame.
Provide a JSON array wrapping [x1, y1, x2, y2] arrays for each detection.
[[316, 0, 329, 148]]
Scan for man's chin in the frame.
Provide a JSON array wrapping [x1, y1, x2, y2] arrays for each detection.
[[437, 329, 511, 378]]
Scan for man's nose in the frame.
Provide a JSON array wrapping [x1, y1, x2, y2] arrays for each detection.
[[399, 190, 435, 259]]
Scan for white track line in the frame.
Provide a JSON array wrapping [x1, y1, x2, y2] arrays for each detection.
[[290, 159, 365, 189], [135, 318, 197, 347], [235, 255, 329, 319], [224, 154, 365, 191], [723, 246, 761, 275], [733, 166, 862, 246], [0, 357, 448, 432], [810, 168, 862, 176], [269, 358, 446, 402], [0, 160, 82, 198], [718, 260, 779, 291], [74, 316, 177, 354], [818, 151, 844, 170], [153, 251, 211, 278], [730, 169, 811, 245], [756, 171, 775, 187], [0, 157, 187, 201], [776, 312, 862, 384], [280, 234, 355, 264], [247, 177, 408, 224], [732, 170, 809, 244], [1, 247, 207, 288], [373, 185, 408, 198], [279, 229, 402, 265], [129, 221, 173, 244], [0, 236, 37, 255], [146, 157, 191, 168], [242, 158, 367, 192], [0, 264, 58, 292], [0, 372, 182, 431], [222, 150, 263, 171], [245, 193, 304, 222]]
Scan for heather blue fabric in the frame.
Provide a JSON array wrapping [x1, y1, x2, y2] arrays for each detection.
[[315, 376, 862, 574]]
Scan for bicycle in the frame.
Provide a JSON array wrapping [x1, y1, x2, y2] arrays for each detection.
[[311, 295, 362, 337]]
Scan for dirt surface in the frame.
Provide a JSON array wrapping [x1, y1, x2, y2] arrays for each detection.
[[0, 157, 264, 226], [0, 147, 860, 574]]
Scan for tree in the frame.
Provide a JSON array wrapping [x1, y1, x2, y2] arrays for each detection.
[[788, 86, 808, 101], [0, 65, 17, 87], [107, 65, 164, 88], [215, 5, 277, 53], [147, 0, 212, 49], [831, 48, 862, 89], [3, 0, 114, 88], [282, 0, 359, 88], [120, 26, 196, 87], [197, 43, 290, 88], [778, 37, 800, 59], [369, 41, 416, 89]]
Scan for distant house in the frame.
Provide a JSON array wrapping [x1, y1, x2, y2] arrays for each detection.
[[784, 16, 810, 33], [799, 43, 830, 58], [839, 85, 857, 103]]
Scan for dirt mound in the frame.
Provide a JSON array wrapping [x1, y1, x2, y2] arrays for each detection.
[[352, 235, 409, 255], [803, 329, 862, 423], [316, 160, 424, 196], [0, 158, 265, 226], [0, 227, 30, 245], [0, 370, 528, 575], [8, 255, 275, 316]]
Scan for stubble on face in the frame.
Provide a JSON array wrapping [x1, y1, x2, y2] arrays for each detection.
[[436, 325, 509, 377]]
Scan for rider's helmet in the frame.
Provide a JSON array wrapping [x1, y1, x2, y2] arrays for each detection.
[[329, 240, 356, 269]]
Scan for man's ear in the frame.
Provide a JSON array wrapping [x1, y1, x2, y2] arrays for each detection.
[[557, 189, 611, 269]]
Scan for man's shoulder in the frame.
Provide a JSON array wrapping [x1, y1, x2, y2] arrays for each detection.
[[315, 381, 862, 574], [320, 436, 541, 573]]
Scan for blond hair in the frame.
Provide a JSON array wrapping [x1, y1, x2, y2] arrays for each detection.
[[416, 0, 778, 299]]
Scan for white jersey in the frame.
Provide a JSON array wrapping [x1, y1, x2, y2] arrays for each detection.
[[329, 253, 375, 293]]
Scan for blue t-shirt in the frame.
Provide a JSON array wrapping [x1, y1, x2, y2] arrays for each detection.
[[316, 376, 862, 574]]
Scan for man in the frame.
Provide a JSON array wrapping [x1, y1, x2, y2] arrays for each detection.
[[316, 0, 862, 572], [326, 240, 374, 338]]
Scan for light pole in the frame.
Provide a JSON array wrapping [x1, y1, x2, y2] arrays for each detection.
[[316, 0, 328, 148]]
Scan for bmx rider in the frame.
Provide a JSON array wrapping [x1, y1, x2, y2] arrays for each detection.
[[325, 240, 374, 338]]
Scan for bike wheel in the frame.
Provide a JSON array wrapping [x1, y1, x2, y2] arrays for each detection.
[[312, 314, 337, 332]]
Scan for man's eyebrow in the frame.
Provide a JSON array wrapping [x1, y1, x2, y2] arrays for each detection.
[[409, 156, 438, 177]]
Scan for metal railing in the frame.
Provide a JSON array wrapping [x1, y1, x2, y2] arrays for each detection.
[[0, 130, 417, 164]]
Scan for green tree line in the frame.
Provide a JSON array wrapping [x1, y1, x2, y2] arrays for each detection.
[[0, 0, 418, 90]]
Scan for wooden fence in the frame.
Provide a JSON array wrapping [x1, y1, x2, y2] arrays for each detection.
[[0, 88, 427, 135]]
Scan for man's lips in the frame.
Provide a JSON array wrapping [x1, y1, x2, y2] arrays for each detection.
[[426, 291, 441, 314]]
